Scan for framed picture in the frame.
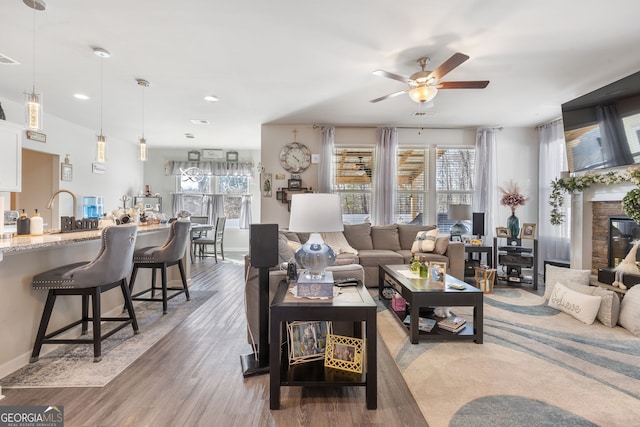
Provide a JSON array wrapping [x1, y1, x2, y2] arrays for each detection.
[[201, 149, 223, 159], [187, 150, 200, 161], [287, 321, 332, 365], [496, 227, 509, 238], [276, 189, 283, 201], [291, 173, 301, 180], [324, 334, 364, 373], [520, 223, 537, 239], [288, 178, 302, 189], [61, 162, 73, 182], [450, 234, 462, 242], [429, 261, 447, 284], [226, 151, 239, 162], [261, 173, 272, 197]]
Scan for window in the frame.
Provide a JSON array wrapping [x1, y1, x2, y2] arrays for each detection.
[[332, 147, 374, 224], [178, 174, 249, 227], [395, 147, 428, 224], [435, 147, 475, 232]]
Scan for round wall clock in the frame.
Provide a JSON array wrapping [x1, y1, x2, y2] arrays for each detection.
[[279, 142, 311, 173]]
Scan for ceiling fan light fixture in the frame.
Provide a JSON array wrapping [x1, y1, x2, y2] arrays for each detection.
[[409, 85, 438, 103]]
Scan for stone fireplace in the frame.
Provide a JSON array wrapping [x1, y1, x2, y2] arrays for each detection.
[[571, 182, 635, 275]]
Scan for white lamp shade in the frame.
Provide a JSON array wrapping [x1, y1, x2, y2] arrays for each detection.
[[288, 193, 344, 233]]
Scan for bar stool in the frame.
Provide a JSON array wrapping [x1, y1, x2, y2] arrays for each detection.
[[129, 220, 190, 314], [30, 224, 139, 363]]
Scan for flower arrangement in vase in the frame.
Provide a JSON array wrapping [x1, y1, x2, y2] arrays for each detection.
[[499, 181, 528, 238]]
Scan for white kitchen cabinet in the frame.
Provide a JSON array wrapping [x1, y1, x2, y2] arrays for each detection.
[[0, 120, 23, 192]]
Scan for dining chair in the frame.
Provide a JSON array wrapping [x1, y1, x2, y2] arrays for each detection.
[[194, 216, 226, 262]]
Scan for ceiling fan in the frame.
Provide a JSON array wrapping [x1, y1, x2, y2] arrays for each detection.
[[370, 52, 489, 104]]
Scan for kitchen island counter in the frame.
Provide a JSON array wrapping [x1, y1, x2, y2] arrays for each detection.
[[0, 223, 187, 381]]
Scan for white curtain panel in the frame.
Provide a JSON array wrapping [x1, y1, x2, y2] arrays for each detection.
[[373, 127, 398, 225], [473, 128, 499, 245], [239, 194, 252, 229], [171, 193, 184, 217], [538, 119, 570, 272], [317, 126, 335, 193]]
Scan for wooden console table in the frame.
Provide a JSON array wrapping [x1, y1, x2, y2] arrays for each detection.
[[269, 280, 377, 410]]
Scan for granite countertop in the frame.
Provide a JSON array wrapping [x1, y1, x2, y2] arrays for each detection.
[[0, 223, 170, 255]]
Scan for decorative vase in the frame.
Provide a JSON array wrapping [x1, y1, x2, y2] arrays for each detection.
[[507, 212, 520, 238]]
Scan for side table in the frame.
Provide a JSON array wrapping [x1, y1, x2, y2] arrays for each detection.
[[269, 280, 377, 410]]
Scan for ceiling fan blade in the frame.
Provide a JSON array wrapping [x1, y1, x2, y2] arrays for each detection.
[[372, 70, 411, 84], [436, 81, 489, 89], [429, 52, 470, 81], [370, 89, 409, 103]]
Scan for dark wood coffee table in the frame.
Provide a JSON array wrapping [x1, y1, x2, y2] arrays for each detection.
[[379, 264, 483, 344]]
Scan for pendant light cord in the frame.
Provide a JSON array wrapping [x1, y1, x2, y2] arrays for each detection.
[[31, 5, 36, 93], [141, 85, 145, 139], [100, 56, 104, 135]]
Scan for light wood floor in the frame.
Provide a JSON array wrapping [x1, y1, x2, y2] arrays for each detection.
[[1, 254, 428, 427]]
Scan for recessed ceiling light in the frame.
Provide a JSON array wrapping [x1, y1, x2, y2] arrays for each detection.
[[74, 94, 90, 100], [190, 119, 210, 125], [93, 47, 111, 58], [204, 95, 219, 102], [185, 133, 195, 139]]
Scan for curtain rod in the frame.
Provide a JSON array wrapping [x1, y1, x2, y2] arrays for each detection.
[[312, 124, 502, 131]]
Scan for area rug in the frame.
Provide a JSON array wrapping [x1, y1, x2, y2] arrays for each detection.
[[377, 288, 640, 427], [1, 289, 215, 389]]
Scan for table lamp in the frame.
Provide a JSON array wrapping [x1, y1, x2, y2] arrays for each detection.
[[288, 193, 344, 281], [448, 204, 472, 236]]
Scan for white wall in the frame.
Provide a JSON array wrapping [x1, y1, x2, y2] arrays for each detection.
[[260, 124, 539, 229], [142, 147, 261, 252], [0, 97, 144, 224]]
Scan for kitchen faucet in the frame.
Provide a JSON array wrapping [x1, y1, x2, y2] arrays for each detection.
[[47, 189, 78, 218]]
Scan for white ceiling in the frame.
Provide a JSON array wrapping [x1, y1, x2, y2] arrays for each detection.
[[1, 0, 640, 151]]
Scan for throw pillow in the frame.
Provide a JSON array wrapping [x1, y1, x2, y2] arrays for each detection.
[[618, 285, 640, 336], [397, 224, 436, 250], [321, 231, 358, 255], [591, 287, 621, 328], [543, 265, 591, 299], [548, 282, 602, 325], [434, 237, 449, 255], [278, 234, 295, 264], [411, 228, 439, 254]]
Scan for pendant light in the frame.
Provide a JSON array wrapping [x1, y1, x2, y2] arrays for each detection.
[[23, 0, 46, 132], [94, 47, 110, 163], [137, 79, 149, 162]]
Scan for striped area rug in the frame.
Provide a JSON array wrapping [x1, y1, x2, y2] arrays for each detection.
[[377, 288, 640, 427]]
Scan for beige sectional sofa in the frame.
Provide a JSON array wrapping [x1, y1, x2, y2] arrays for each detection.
[[281, 222, 465, 287]]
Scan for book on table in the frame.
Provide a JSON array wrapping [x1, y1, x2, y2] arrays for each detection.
[[403, 315, 436, 332], [437, 316, 466, 333]]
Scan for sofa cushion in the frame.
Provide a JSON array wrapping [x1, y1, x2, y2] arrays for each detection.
[[371, 225, 401, 251], [356, 249, 403, 267], [544, 265, 591, 299], [343, 223, 373, 250], [548, 282, 602, 325], [397, 224, 436, 250], [281, 230, 301, 244], [591, 287, 621, 328], [322, 231, 358, 255], [411, 229, 439, 253], [434, 237, 449, 255], [334, 253, 359, 265], [618, 285, 640, 336]]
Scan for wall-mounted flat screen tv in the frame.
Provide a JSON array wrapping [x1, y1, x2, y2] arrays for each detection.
[[561, 70, 640, 173]]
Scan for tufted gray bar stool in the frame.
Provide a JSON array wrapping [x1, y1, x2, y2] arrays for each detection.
[[30, 224, 139, 363], [129, 220, 190, 314]]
